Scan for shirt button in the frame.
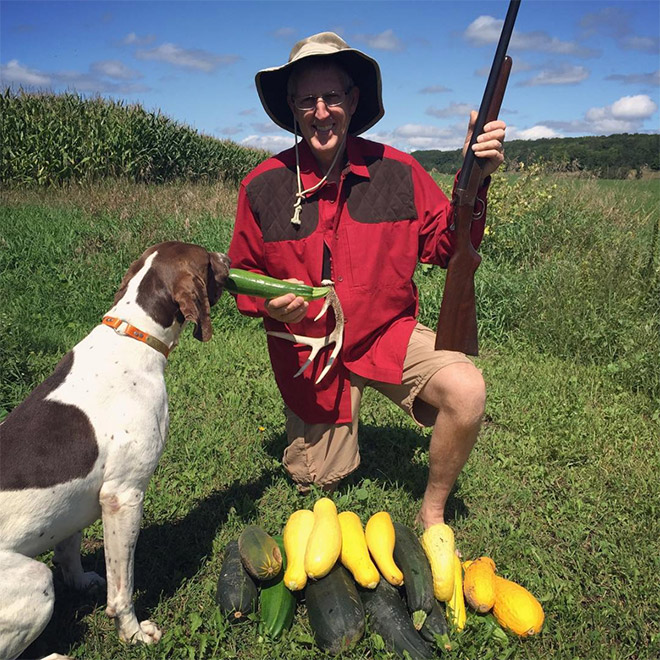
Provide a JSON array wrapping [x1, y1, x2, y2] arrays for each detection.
[[338, 276, 344, 282]]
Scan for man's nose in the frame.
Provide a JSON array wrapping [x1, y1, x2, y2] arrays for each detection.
[[314, 99, 331, 119]]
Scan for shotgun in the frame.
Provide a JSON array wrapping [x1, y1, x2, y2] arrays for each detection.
[[435, 0, 521, 355]]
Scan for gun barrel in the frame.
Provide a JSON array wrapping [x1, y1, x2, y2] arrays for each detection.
[[458, 0, 520, 190]]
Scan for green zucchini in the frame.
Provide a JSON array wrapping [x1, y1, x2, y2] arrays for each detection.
[[419, 600, 451, 650], [393, 522, 435, 629], [305, 564, 365, 655], [360, 578, 434, 660], [215, 540, 258, 622], [259, 535, 296, 639], [225, 268, 330, 300], [238, 524, 282, 580]]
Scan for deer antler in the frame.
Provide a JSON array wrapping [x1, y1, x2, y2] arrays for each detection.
[[267, 280, 344, 384]]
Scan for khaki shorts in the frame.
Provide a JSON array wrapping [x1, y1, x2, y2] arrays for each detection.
[[282, 323, 473, 490]]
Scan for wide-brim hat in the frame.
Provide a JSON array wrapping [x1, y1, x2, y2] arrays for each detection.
[[255, 31, 384, 136]]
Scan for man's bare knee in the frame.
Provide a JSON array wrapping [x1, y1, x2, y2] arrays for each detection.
[[422, 363, 485, 424]]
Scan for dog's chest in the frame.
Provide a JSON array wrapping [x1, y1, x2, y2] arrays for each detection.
[[59, 328, 171, 467]]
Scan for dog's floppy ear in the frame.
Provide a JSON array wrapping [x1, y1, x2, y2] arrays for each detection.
[[173, 272, 213, 342]]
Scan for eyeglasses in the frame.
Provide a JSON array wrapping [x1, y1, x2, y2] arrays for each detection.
[[292, 88, 352, 111]]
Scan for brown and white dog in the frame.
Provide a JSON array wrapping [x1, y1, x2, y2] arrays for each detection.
[[0, 241, 230, 660]]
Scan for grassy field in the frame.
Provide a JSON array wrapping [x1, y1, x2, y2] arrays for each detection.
[[1, 173, 659, 660]]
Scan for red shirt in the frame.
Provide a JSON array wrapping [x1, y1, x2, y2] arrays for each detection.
[[228, 135, 488, 423]]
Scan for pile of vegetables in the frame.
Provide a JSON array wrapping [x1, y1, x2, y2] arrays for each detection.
[[215, 497, 544, 658]]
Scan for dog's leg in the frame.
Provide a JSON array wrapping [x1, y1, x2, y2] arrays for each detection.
[[99, 484, 162, 645], [0, 551, 66, 660], [53, 531, 105, 592]]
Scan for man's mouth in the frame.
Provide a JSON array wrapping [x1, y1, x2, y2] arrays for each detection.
[[314, 123, 334, 135]]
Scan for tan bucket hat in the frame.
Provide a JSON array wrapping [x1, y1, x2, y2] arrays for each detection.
[[255, 31, 384, 136]]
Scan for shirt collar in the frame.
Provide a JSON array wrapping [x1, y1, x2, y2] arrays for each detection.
[[297, 135, 371, 195]]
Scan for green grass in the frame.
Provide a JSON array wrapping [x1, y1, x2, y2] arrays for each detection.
[[1, 175, 659, 660]]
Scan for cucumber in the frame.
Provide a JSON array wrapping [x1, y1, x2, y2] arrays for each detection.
[[259, 535, 296, 639], [419, 600, 451, 650], [305, 564, 365, 655], [215, 540, 258, 622], [393, 522, 435, 629], [238, 524, 282, 580], [225, 268, 330, 300], [360, 578, 434, 660]]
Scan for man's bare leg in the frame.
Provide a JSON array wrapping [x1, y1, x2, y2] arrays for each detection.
[[416, 362, 486, 529]]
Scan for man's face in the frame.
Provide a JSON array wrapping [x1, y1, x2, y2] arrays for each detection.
[[288, 63, 359, 170]]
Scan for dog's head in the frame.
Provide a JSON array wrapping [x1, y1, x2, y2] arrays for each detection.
[[114, 241, 230, 342]]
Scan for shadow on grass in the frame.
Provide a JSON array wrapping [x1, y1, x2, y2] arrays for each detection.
[[21, 471, 277, 659], [264, 421, 469, 523], [23, 423, 468, 657]]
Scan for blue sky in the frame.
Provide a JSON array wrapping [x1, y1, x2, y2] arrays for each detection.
[[2, 0, 659, 153]]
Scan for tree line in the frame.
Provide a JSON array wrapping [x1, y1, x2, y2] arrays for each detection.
[[412, 133, 659, 179]]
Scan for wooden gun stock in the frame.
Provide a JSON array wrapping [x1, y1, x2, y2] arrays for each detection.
[[435, 0, 520, 355], [435, 57, 512, 355]]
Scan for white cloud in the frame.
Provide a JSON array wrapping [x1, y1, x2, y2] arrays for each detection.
[[0, 59, 150, 94], [419, 85, 451, 95], [353, 29, 403, 52], [251, 122, 285, 134], [464, 16, 503, 47], [0, 59, 51, 86], [241, 134, 293, 153], [519, 65, 589, 87], [605, 70, 660, 86], [91, 60, 141, 81], [394, 124, 453, 138], [273, 27, 296, 40], [580, 8, 659, 53], [426, 102, 473, 119], [217, 125, 244, 136], [121, 32, 156, 46], [620, 35, 660, 53], [578, 94, 658, 133], [464, 16, 596, 57], [610, 94, 658, 119], [135, 43, 239, 72], [364, 122, 467, 152], [514, 125, 561, 140]]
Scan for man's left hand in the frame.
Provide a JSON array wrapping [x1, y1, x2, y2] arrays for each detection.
[[463, 110, 506, 184]]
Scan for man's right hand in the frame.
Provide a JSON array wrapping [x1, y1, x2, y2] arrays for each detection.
[[264, 279, 309, 324]]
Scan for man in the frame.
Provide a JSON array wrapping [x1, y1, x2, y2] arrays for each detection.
[[228, 32, 506, 529]]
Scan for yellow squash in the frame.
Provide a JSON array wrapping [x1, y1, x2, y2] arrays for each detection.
[[492, 575, 545, 637], [337, 511, 380, 589], [304, 498, 342, 579], [364, 511, 404, 586], [447, 554, 466, 631], [463, 556, 497, 613], [420, 523, 455, 601], [282, 509, 315, 590]]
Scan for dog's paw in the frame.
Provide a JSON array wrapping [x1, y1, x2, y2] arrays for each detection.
[[128, 620, 162, 645], [66, 570, 106, 592], [81, 570, 106, 590]]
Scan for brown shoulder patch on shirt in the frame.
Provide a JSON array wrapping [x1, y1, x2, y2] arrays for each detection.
[[246, 167, 319, 242], [0, 351, 99, 491], [346, 156, 417, 223]]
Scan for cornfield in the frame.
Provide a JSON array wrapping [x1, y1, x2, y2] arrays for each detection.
[[0, 88, 270, 186]]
